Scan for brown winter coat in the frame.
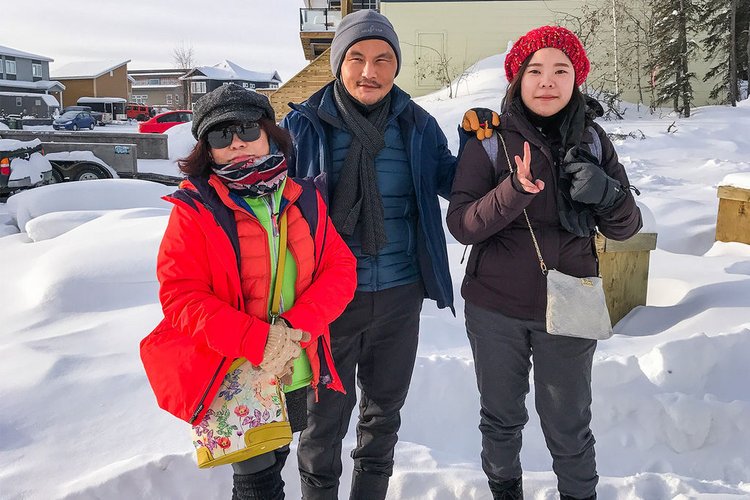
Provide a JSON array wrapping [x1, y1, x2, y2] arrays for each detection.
[[446, 104, 642, 322]]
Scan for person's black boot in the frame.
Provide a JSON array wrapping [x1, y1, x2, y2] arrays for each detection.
[[560, 494, 596, 500], [489, 477, 523, 500]]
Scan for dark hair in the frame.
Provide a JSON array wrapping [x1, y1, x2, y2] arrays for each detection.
[[178, 117, 293, 176], [501, 56, 532, 113], [500, 56, 584, 114]]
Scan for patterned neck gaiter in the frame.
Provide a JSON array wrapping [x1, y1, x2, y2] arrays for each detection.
[[211, 154, 287, 197]]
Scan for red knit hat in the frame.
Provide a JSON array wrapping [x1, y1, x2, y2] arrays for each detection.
[[504, 26, 590, 86]]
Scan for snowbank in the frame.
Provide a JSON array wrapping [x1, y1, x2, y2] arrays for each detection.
[[4, 179, 173, 230]]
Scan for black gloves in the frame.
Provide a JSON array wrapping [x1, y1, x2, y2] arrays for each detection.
[[461, 107, 500, 140], [562, 147, 625, 212]]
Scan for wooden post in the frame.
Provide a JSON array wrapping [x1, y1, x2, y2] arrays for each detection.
[[341, 0, 352, 17], [596, 232, 658, 325], [716, 185, 750, 245]]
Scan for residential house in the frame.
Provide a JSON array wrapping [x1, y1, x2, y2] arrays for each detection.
[[0, 44, 64, 117], [128, 68, 188, 110], [52, 59, 131, 108], [379, 0, 721, 106], [180, 60, 282, 109]]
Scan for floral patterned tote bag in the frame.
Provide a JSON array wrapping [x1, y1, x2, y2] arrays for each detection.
[[190, 357, 292, 468]]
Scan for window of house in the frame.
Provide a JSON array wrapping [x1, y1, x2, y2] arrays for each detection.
[[191, 81, 207, 94], [174, 94, 180, 103], [32, 62, 43, 78], [166, 94, 173, 105], [16, 97, 22, 106], [5, 59, 17, 75], [148, 78, 160, 85], [268, 83, 279, 89]]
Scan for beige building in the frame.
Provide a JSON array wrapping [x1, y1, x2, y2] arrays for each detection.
[[128, 68, 188, 110], [380, 0, 720, 106], [52, 60, 131, 108]]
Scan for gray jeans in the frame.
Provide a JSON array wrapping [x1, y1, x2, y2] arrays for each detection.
[[464, 301, 598, 499]]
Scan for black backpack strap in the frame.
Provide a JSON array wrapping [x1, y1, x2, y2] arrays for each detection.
[[480, 131, 500, 169], [186, 176, 241, 272]]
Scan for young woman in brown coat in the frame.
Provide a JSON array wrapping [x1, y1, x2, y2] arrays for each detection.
[[447, 26, 642, 500]]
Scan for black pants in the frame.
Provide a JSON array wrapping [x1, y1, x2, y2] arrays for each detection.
[[297, 282, 423, 500], [465, 302, 599, 499]]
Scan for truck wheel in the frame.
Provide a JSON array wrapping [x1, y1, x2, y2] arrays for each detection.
[[72, 163, 110, 181], [50, 167, 65, 183]]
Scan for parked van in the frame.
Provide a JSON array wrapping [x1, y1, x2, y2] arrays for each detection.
[[77, 97, 127, 124], [126, 103, 154, 121]]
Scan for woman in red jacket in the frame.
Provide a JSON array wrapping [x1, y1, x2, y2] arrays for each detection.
[[148, 84, 356, 499]]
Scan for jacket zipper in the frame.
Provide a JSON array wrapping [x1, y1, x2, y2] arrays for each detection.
[[190, 357, 226, 424], [265, 196, 285, 316]]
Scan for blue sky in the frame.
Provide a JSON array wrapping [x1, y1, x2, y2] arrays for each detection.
[[2, 0, 309, 80]]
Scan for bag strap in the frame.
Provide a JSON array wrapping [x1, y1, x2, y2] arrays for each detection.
[[269, 212, 288, 324], [496, 132, 548, 276]]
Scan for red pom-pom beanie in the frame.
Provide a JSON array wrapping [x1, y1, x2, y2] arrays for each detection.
[[504, 26, 590, 86]]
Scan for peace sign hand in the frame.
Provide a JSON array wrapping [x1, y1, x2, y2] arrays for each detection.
[[514, 141, 545, 194]]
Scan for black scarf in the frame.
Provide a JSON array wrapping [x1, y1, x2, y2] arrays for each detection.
[[517, 94, 596, 237], [521, 93, 586, 163], [330, 80, 392, 255]]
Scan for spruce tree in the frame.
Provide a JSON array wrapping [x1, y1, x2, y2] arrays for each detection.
[[650, 0, 699, 116], [701, 0, 740, 104]]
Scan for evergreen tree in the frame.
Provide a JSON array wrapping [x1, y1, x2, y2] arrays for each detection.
[[650, 0, 700, 116], [701, 0, 739, 104]]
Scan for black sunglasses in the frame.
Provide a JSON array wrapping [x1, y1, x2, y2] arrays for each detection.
[[206, 122, 261, 149]]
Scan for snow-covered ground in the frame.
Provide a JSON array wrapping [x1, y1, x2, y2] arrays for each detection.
[[1, 55, 750, 499]]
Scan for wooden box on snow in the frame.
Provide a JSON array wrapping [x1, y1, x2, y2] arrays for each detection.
[[596, 232, 658, 325], [715, 185, 750, 245]]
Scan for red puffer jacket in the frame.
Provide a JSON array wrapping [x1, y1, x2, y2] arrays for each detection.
[[141, 175, 356, 424]]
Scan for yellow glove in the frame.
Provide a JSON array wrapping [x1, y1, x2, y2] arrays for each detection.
[[462, 108, 500, 140]]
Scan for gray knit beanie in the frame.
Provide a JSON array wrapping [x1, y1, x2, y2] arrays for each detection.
[[330, 10, 401, 78], [191, 83, 275, 140]]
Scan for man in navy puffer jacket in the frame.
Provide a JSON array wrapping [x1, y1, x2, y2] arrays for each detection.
[[281, 10, 456, 500]]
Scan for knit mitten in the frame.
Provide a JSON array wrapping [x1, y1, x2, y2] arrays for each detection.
[[260, 323, 305, 377]]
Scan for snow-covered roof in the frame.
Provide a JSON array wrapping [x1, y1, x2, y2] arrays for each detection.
[[0, 91, 60, 107], [0, 44, 53, 62], [128, 69, 188, 77], [181, 60, 281, 83], [131, 84, 181, 89], [52, 60, 131, 79], [77, 97, 127, 104], [0, 79, 66, 92]]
